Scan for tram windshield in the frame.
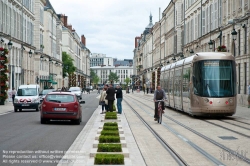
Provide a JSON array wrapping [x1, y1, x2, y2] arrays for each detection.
[[193, 60, 236, 97]]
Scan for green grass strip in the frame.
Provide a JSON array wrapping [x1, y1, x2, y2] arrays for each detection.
[[97, 143, 122, 152], [104, 122, 118, 126], [103, 126, 119, 130], [99, 135, 120, 143], [101, 130, 119, 136], [94, 154, 124, 165], [105, 116, 117, 119], [105, 112, 117, 116]]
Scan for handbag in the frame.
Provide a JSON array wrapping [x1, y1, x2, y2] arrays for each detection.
[[99, 101, 105, 105]]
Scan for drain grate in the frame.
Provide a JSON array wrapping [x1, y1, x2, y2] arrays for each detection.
[[219, 136, 238, 140]]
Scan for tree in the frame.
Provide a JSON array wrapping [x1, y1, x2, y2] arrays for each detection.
[[62, 52, 76, 78], [108, 72, 119, 83], [92, 75, 100, 88], [124, 77, 131, 86], [90, 69, 97, 85]]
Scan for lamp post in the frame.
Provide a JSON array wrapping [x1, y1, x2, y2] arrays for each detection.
[[208, 40, 214, 50], [231, 29, 237, 57], [217, 30, 222, 46]]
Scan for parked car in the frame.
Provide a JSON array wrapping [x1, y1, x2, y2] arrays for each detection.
[[39, 89, 55, 101], [40, 91, 85, 125], [69, 87, 83, 99]]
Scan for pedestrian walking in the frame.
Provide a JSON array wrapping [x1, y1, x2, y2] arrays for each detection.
[[12, 88, 16, 104], [147, 87, 149, 94], [132, 85, 134, 93], [105, 84, 115, 112], [144, 83, 146, 94], [115, 85, 123, 114], [99, 87, 108, 114], [97, 87, 100, 94], [86, 87, 90, 94], [248, 83, 250, 108]]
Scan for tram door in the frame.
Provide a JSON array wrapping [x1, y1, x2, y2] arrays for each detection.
[[169, 69, 174, 107], [182, 67, 191, 112], [174, 69, 182, 110]]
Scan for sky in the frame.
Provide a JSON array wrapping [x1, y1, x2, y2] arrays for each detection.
[[51, 0, 171, 60]]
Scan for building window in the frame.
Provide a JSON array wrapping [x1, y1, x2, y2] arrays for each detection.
[[244, 63, 247, 94], [244, 26, 247, 54], [238, 30, 241, 56], [238, 63, 240, 94]]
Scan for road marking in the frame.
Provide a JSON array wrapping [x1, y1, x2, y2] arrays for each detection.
[[0, 110, 13, 116]]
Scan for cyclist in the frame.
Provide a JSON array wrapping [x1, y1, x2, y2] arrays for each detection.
[[153, 85, 167, 121]]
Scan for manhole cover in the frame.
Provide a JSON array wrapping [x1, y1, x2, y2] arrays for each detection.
[[219, 136, 238, 140]]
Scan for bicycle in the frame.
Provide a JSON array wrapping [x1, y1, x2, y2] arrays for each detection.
[[155, 99, 165, 124]]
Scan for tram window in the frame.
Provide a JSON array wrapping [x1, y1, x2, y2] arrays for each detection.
[[193, 60, 236, 97]]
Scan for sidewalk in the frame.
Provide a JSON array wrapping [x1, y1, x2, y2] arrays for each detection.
[[0, 101, 13, 114]]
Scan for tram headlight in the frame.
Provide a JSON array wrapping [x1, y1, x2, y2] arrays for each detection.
[[228, 98, 233, 103]]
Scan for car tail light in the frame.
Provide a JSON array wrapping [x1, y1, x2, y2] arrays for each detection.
[[225, 101, 229, 105], [209, 101, 213, 104]]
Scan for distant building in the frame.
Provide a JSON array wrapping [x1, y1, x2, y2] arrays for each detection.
[[90, 53, 113, 67], [113, 58, 133, 67], [90, 65, 133, 85]]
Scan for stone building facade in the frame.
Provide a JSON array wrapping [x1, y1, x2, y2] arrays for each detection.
[[134, 0, 250, 106]]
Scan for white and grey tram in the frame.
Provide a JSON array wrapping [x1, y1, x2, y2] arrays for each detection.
[[160, 52, 237, 116]]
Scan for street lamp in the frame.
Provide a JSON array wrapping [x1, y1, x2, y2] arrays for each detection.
[[208, 40, 214, 50], [8, 40, 13, 50], [28, 50, 32, 58], [231, 29, 237, 57], [231, 29, 237, 40]]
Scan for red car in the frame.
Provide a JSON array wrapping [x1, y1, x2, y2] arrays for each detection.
[[40, 91, 85, 125]]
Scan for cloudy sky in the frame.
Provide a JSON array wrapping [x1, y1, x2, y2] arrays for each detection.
[[51, 0, 171, 60]]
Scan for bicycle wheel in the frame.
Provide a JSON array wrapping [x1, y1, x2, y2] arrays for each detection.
[[158, 110, 162, 124]]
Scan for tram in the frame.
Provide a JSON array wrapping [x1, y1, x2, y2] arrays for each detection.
[[160, 52, 237, 116]]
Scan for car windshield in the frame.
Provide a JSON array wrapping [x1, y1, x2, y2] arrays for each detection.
[[69, 87, 80, 91], [41, 89, 55, 95], [17, 88, 37, 96], [45, 94, 75, 103]]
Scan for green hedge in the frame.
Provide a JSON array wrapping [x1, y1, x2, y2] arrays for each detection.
[[94, 154, 124, 165], [106, 112, 117, 116], [99, 135, 120, 143], [101, 130, 119, 136], [97, 144, 122, 152], [105, 116, 117, 119], [104, 122, 118, 127], [103, 126, 118, 130]]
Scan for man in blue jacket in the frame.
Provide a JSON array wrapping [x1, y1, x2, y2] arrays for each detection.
[[115, 85, 123, 114]]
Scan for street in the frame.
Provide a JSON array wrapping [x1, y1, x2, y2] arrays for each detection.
[[0, 92, 99, 166]]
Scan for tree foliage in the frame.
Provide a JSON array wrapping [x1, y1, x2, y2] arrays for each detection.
[[108, 72, 119, 83], [92, 75, 100, 88], [124, 77, 131, 86], [62, 52, 76, 78]]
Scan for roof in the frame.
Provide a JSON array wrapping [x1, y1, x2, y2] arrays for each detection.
[[113, 60, 132, 66], [90, 66, 133, 69]]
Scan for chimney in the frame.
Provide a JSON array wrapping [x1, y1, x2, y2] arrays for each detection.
[[67, 25, 72, 31], [72, 28, 75, 32], [81, 35, 86, 46], [135, 36, 141, 48], [62, 15, 68, 27]]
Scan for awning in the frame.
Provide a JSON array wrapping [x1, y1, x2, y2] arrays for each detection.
[[40, 79, 50, 82], [52, 81, 57, 85]]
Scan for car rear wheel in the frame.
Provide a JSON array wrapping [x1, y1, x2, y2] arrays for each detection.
[[72, 118, 81, 125], [14, 108, 17, 112], [19, 109, 22, 112], [36, 107, 39, 111], [41, 118, 47, 124]]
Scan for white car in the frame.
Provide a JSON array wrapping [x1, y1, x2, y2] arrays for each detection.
[[69, 87, 83, 99]]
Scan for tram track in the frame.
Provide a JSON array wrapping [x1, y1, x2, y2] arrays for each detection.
[[127, 94, 250, 165], [124, 97, 226, 166], [133, 94, 250, 130], [123, 98, 188, 166]]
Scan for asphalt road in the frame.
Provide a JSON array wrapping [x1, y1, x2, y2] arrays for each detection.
[[0, 91, 99, 166]]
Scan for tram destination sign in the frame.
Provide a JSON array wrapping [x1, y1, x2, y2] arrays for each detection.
[[204, 61, 219, 66]]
